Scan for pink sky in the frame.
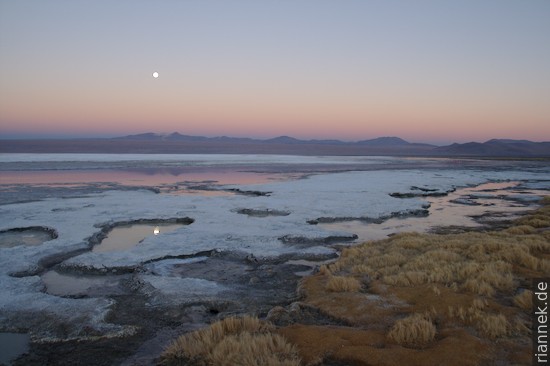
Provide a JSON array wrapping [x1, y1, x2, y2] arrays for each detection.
[[1, 1, 549, 144]]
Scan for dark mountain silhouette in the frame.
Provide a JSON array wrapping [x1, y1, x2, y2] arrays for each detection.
[[113, 132, 160, 140], [487, 139, 534, 144], [264, 136, 304, 144], [114, 133, 432, 147], [113, 132, 209, 141], [1, 133, 548, 157], [356, 136, 409, 145], [165, 132, 208, 141], [433, 139, 550, 157]]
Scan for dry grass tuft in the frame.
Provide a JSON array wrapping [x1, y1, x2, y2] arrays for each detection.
[[513, 290, 533, 311], [161, 316, 299, 366], [515, 196, 550, 228], [505, 225, 537, 235], [478, 314, 508, 339], [387, 313, 436, 347], [461, 279, 495, 297], [447, 298, 512, 339], [209, 332, 300, 366], [325, 275, 362, 292], [326, 226, 548, 296], [282, 195, 550, 365], [511, 318, 531, 336], [351, 264, 372, 275], [518, 215, 550, 228], [318, 264, 331, 276]]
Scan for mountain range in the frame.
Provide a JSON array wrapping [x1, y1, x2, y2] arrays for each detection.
[[113, 132, 431, 146], [1, 133, 549, 157], [433, 139, 550, 157]]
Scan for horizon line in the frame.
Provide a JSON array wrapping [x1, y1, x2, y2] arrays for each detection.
[[0, 132, 549, 146]]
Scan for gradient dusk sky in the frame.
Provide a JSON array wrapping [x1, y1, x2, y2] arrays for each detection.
[[1, 1, 549, 143]]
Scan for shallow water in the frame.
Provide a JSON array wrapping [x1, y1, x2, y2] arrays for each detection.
[[92, 223, 185, 252], [321, 182, 546, 242], [0, 168, 297, 186], [41, 270, 131, 297], [0, 332, 30, 364], [0, 228, 55, 248]]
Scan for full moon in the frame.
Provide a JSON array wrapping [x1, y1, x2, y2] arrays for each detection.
[[152, 71, 159, 78]]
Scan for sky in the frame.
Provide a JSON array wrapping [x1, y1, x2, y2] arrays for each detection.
[[0, 0, 549, 144]]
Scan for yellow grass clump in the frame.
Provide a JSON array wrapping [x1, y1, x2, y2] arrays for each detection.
[[325, 275, 362, 292], [478, 314, 509, 339], [208, 333, 301, 366], [318, 264, 331, 276], [513, 290, 533, 311], [505, 225, 537, 235], [448, 300, 509, 338], [326, 227, 549, 296], [160, 316, 300, 366], [282, 195, 550, 366], [387, 313, 436, 347], [351, 264, 372, 275], [517, 215, 550, 228]]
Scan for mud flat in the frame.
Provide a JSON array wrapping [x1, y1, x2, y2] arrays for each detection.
[[0, 156, 549, 365]]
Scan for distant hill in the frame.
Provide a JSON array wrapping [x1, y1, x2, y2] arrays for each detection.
[[1, 133, 548, 157], [356, 136, 409, 146], [115, 133, 433, 147], [264, 136, 304, 144], [113, 132, 210, 142], [433, 139, 550, 157]]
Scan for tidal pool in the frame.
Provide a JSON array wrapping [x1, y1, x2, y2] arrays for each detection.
[[92, 223, 185, 252]]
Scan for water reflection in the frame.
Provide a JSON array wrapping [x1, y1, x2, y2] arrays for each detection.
[[0, 227, 56, 248], [41, 270, 131, 297], [0, 168, 297, 186], [92, 223, 184, 252], [321, 182, 546, 243]]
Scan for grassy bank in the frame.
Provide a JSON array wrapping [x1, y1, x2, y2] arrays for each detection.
[[162, 196, 550, 366]]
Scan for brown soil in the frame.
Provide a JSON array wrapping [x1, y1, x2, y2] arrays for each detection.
[[277, 325, 493, 366]]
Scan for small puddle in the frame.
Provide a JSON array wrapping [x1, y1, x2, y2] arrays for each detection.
[[41, 270, 131, 297], [0, 227, 57, 248], [93, 223, 185, 252], [0, 332, 30, 364]]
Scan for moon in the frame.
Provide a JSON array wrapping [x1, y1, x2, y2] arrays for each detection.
[[152, 71, 159, 78]]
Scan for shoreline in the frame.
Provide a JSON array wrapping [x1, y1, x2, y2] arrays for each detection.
[[1, 162, 548, 365], [6, 194, 548, 365], [162, 196, 550, 366]]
